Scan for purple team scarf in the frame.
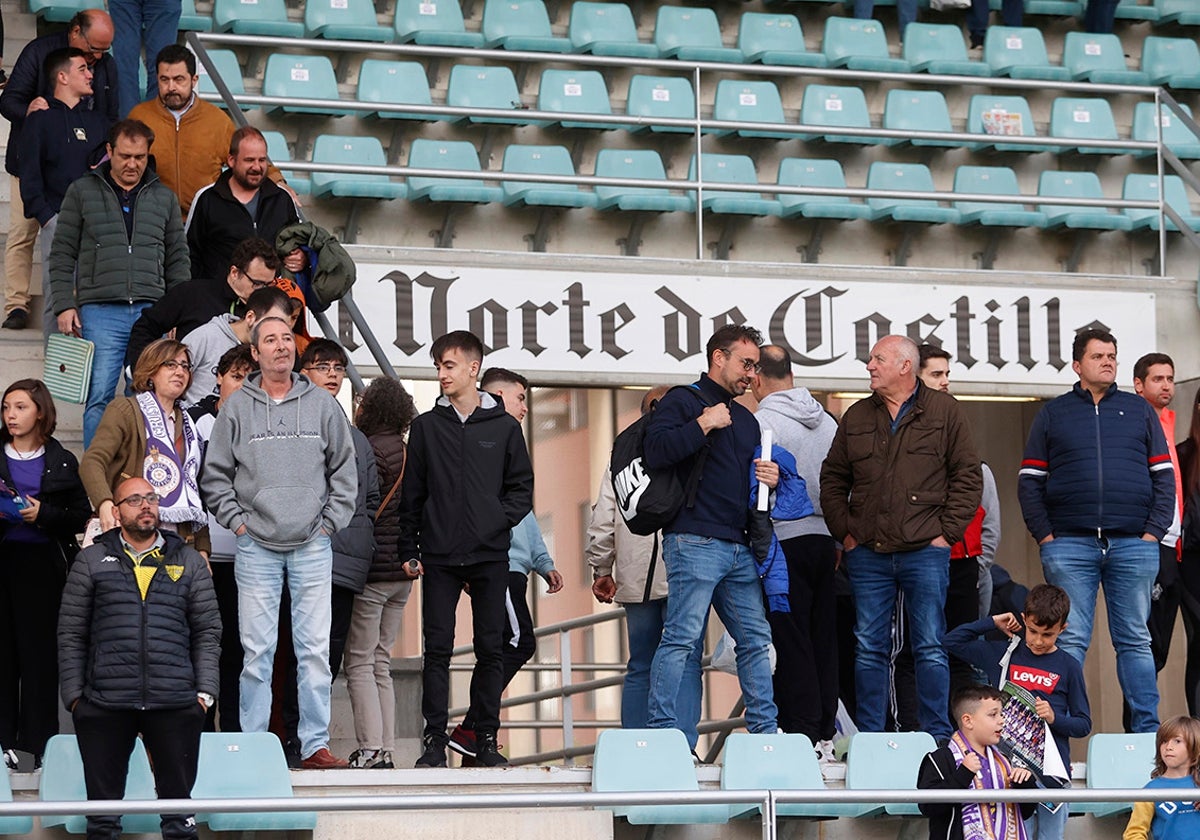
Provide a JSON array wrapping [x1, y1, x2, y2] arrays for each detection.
[[948, 731, 1028, 840], [137, 392, 205, 527]]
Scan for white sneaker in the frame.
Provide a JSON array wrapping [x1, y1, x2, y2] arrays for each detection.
[[3, 750, 17, 771], [815, 739, 837, 765]]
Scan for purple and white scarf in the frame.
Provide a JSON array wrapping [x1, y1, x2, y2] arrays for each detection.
[[137, 391, 205, 527], [948, 731, 1028, 840]]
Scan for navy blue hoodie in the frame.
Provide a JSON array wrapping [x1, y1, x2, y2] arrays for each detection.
[[18, 96, 110, 225]]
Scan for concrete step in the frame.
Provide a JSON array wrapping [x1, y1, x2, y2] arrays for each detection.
[[0, 316, 83, 453]]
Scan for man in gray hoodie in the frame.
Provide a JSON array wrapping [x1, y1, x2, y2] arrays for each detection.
[[200, 316, 356, 770], [751, 344, 839, 761]]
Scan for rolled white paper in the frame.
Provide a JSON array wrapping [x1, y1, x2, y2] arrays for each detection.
[[758, 428, 772, 512]]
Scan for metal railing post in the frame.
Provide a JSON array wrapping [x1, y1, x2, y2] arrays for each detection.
[[1155, 88, 1168, 277], [560, 629, 576, 766], [693, 64, 703, 262]]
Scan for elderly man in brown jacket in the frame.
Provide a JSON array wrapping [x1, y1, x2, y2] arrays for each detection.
[[820, 334, 981, 742]]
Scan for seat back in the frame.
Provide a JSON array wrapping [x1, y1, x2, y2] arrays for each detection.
[[312, 135, 389, 185], [0, 751, 31, 834], [689, 154, 768, 202], [409, 139, 487, 186], [1037, 170, 1108, 220], [903, 22, 971, 67], [501, 144, 579, 200], [195, 49, 247, 108], [261, 131, 307, 194], [985, 26, 1053, 73], [1063, 32, 1130, 77], [799, 84, 873, 136], [712, 80, 785, 127], [866, 162, 941, 212], [594, 149, 672, 202], [823, 15, 892, 65], [1084, 732, 1156, 809], [625, 75, 696, 132], [213, 0, 290, 30], [883, 89, 953, 135], [482, 0, 560, 44], [262, 54, 344, 113], [954, 165, 1027, 214], [538, 69, 614, 124], [655, 6, 725, 54], [738, 12, 809, 61], [845, 731, 938, 811], [40, 734, 160, 833], [592, 729, 727, 824], [1131, 102, 1200, 156], [720, 732, 821, 818], [1123, 174, 1197, 229], [357, 60, 433, 119], [1141, 36, 1200, 84], [305, 0, 378, 33], [394, 0, 481, 44], [777, 157, 852, 208], [1049, 97, 1120, 146], [446, 64, 527, 124], [569, 1, 642, 51], [193, 732, 316, 831], [967, 94, 1039, 149]]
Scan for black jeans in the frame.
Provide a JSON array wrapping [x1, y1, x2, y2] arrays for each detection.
[[422, 560, 508, 740], [208, 562, 242, 733], [502, 571, 537, 689], [72, 698, 205, 840]]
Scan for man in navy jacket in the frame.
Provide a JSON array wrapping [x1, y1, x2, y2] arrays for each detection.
[[1018, 328, 1175, 733]]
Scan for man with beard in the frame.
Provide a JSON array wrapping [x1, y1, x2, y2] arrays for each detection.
[[185, 126, 302, 283]]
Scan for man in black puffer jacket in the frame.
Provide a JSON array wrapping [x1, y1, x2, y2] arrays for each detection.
[[58, 476, 220, 840]]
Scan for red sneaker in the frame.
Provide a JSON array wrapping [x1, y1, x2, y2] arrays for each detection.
[[448, 724, 478, 758]]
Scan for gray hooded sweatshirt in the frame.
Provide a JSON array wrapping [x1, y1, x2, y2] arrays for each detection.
[[755, 386, 837, 540], [200, 370, 357, 551], [182, 313, 239, 406]]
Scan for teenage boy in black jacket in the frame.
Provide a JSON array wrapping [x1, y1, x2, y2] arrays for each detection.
[[399, 330, 533, 769]]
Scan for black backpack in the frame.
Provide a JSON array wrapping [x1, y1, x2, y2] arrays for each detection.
[[609, 385, 712, 536]]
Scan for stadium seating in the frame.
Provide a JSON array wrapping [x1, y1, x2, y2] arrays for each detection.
[[654, 6, 744, 63], [1072, 733, 1155, 817], [625, 75, 697, 133], [1155, 0, 1200, 25], [738, 12, 827, 67], [310, 135, 405, 200], [304, 0, 391, 42], [881, 89, 956, 148], [845, 731, 938, 817], [1061, 32, 1150, 84], [263, 130, 309, 196], [0, 751, 31, 834], [866, 163, 960, 227], [407, 139, 503, 204], [1009, 0, 1084, 16], [481, 0, 571, 52], [593, 149, 690, 213], [823, 17, 910, 73], [966, 94, 1054, 153], [568, 2, 659, 58], [798, 84, 880, 145], [903, 23, 990, 76], [193, 732, 317, 831], [722, 732, 874, 819], [501, 145, 596, 209], [195, 49, 249, 110], [688, 154, 781, 217], [394, 0, 484, 47], [984, 27, 1071, 80], [1048, 97, 1135, 155], [1141, 37, 1200, 88], [262, 54, 351, 116], [1123, 175, 1200, 231], [446, 65, 541, 126], [954, 165, 1048, 228], [28, 0, 101, 22], [40, 735, 161, 834], [537, 69, 622, 130], [212, 0, 304, 38], [357, 60, 440, 121], [592, 729, 729, 825], [179, 0, 213, 32], [1037, 171, 1133, 230], [1115, 0, 1159, 21], [1131, 102, 1200, 159], [711, 80, 791, 139], [776, 158, 872, 221]]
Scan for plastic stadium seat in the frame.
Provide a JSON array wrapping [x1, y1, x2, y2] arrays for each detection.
[[738, 12, 827, 68], [446, 65, 540, 126], [40, 735, 162, 834], [0, 751, 31, 834], [1115, 0, 1159, 20], [688, 154, 781, 217], [1062, 32, 1149, 84], [501, 145, 596, 209], [212, 0, 304, 38], [593, 149, 690, 213], [1156, 0, 1200, 25], [866, 162, 961, 226], [984, 26, 1072, 80], [407, 139, 502, 204], [180, 0, 213, 32], [193, 733, 317, 831], [1141, 37, 1200, 88], [882, 89, 956, 148], [654, 7, 743, 63], [394, 0, 484, 47], [592, 729, 729, 824], [262, 131, 309, 196], [1048, 97, 1135, 155], [1123, 175, 1200, 231], [569, 2, 658, 58], [625, 75, 696, 134], [1072, 733, 1155, 817], [537, 69, 624, 130], [966, 94, 1053, 152], [776, 158, 871, 221], [482, 0, 571, 52], [903, 23, 990, 76], [722, 732, 874, 819], [711, 80, 791, 139], [1037, 171, 1133, 230], [845, 732, 938, 816], [311, 135, 405, 199], [953, 165, 1047, 227], [823, 17, 910, 73], [798, 84, 879, 145], [305, 0, 391, 41], [1131, 102, 1200, 159], [262, 55, 350, 117], [357, 60, 438, 121], [27, 0, 101, 23], [195, 49, 250, 111], [1001, 0, 1083, 15]]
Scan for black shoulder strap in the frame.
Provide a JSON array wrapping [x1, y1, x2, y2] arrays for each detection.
[[641, 532, 659, 604]]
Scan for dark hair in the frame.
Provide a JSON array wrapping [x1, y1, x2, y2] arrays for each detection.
[[1023, 583, 1070, 628], [132, 338, 190, 394], [217, 343, 256, 377], [1133, 352, 1174, 384], [757, 345, 791, 381], [705, 324, 763, 368], [245, 286, 291, 320], [155, 43, 196, 76], [109, 118, 154, 150], [1153, 716, 1200, 784], [250, 316, 291, 347], [1072, 328, 1117, 362], [356, 377, 417, 438], [1, 379, 57, 443], [230, 237, 280, 275], [918, 344, 952, 369], [430, 330, 483, 364], [44, 47, 88, 83], [480, 367, 528, 390], [951, 684, 1004, 724], [299, 338, 347, 369], [229, 125, 266, 158]]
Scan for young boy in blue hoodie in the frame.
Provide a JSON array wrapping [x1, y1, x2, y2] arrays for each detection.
[[944, 584, 1092, 840]]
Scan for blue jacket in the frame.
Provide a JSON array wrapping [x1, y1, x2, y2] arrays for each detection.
[[509, 510, 554, 577], [1018, 383, 1175, 542], [18, 97, 110, 225]]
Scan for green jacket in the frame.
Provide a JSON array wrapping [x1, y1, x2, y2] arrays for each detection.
[[275, 221, 356, 310], [49, 164, 190, 314]]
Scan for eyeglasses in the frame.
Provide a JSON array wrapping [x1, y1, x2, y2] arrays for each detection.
[[79, 31, 110, 56], [160, 360, 192, 372], [306, 363, 346, 375], [238, 268, 280, 290], [721, 348, 761, 374], [116, 493, 161, 507]]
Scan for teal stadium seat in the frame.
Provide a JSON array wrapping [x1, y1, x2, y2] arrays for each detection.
[[866, 163, 960, 226], [776, 158, 872, 221], [537, 69, 624, 130], [212, 0, 304, 38], [953, 165, 1048, 228], [996, 0, 1082, 16], [305, 0, 391, 42], [593, 149, 690, 213], [625, 75, 696, 133], [0, 749, 31, 834], [903, 23, 990, 76], [1037, 171, 1133, 230], [738, 12, 827, 68], [1131, 102, 1200, 159], [984, 26, 1072, 80], [654, 6, 743, 63], [180, 0, 213, 32], [1072, 733, 1155, 817], [482, 0, 570, 52], [262, 54, 351, 116], [500, 145, 596, 209], [40, 734, 162, 834], [966, 94, 1053, 152], [446, 64, 541, 126], [1115, 0, 1159, 20], [27, 0, 101, 22], [711, 80, 791, 139], [311, 135, 405, 199], [882, 89, 956, 148], [845, 731, 938, 817], [1048, 97, 1135, 155], [193, 732, 317, 831], [798, 84, 879, 145], [1062, 32, 1149, 84], [569, 2, 659, 58], [407, 139, 503, 204], [394, 0, 484, 47], [688, 154, 781, 217], [195, 49, 249, 111], [357, 60, 438, 121], [1123, 175, 1200, 231], [592, 729, 729, 825], [262, 130, 309, 196], [823, 17, 910, 73], [1155, 0, 1200, 25], [1141, 37, 1200, 88]]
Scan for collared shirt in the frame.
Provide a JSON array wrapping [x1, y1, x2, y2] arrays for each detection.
[[890, 385, 920, 434], [120, 532, 166, 600]]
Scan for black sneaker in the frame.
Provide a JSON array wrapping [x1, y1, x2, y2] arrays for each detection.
[[474, 732, 508, 767], [2, 309, 28, 330], [414, 735, 447, 768]]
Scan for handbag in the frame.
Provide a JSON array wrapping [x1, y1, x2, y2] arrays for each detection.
[[44, 333, 95, 404], [374, 446, 407, 520]]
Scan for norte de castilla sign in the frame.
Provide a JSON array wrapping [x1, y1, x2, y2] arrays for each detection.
[[329, 258, 1158, 389]]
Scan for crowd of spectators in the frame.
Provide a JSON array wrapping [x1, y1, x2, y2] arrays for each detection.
[[856, 0, 1127, 43]]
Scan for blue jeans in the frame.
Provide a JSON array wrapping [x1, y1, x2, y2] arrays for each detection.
[[1040, 535, 1160, 732], [1024, 789, 1069, 840], [854, 0, 917, 38], [110, 0, 183, 116], [235, 532, 334, 759], [846, 543, 951, 741], [623, 599, 703, 749], [80, 301, 150, 447], [967, 0, 1023, 43], [648, 533, 777, 734]]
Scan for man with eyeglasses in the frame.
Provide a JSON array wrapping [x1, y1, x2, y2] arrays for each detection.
[[820, 335, 982, 742], [641, 324, 781, 738], [58, 475, 220, 840]]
